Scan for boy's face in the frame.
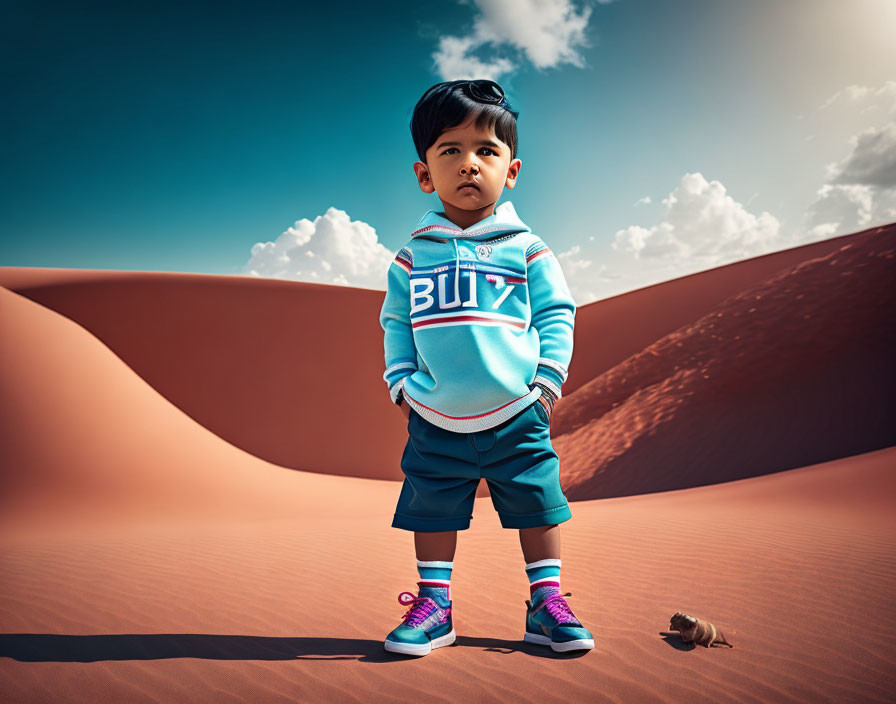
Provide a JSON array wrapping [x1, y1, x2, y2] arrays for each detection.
[[414, 114, 522, 228]]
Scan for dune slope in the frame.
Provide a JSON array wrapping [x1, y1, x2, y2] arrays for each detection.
[[0, 284, 394, 529], [555, 225, 896, 499]]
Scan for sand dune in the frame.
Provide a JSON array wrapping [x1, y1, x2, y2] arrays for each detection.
[[0, 284, 392, 530], [2, 223, 891, 493], [566, 224, 886, 387], [1, 223, 895, 702], [0, 268, 398, 481], [555, 223, 896, 499]]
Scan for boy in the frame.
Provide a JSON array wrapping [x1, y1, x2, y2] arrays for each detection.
[[379, 79, 593, 656]]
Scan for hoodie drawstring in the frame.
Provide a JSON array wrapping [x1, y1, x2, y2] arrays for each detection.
[[453, 239, 460, 305]]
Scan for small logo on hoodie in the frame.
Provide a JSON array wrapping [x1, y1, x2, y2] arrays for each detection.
[[475, 244, 492, 260]]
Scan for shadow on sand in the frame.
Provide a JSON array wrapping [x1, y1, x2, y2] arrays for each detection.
[[0, 633, 592, 662]]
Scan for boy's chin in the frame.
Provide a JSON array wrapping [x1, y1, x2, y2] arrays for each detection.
[[441, 194, 496, 211]]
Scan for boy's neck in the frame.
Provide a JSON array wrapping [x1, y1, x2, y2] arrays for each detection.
[[439, 201, 497, 230]]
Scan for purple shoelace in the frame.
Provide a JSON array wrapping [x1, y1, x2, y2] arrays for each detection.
[[397, 591, 438, 627], [534, 590, 581, 625]]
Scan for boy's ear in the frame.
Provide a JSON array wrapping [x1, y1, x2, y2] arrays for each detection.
[[505, 158, 522, 190], [414, 161, 436, 194]]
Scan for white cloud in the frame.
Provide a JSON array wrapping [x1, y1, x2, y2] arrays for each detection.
[[818, 81, 896, 114], [807, 183, 875, 233], [634, 195, 651, 206], [433, 0, 596, 81], [542, 173, 783, 308], [801, 109, 896, 240], [804, 180, 896, 238], [243, 207, 395, 289], [806, 222, 839, 240], [433, 34, 516, 83], [792, 81, 896, 241], [828, 122, 896, 189], [611, 172, 781, 265], [554, 242, 621, 307]]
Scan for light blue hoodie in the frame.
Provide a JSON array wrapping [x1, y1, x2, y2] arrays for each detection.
[[379, 200, 576, 433]]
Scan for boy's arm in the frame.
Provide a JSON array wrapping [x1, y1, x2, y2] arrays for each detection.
[[526, 238, 576, 406], [379, 246, 417, 405]]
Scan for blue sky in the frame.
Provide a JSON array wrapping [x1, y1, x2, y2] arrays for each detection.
[[2, 0, 894, 304]]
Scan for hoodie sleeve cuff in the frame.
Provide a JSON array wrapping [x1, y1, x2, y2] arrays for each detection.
[[389, 375, 409, 405], [533, 358, 567, 400], [530, 381, 558, 411], [384, 361, 416, 404]]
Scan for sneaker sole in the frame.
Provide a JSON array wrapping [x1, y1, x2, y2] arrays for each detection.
[[384, 628, 456, 656], [524, 631, 594, 652]]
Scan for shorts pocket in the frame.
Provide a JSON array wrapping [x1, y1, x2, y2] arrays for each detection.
[[533, 399, 551, 424]]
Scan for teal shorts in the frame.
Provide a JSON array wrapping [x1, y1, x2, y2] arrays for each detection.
[[392, 401, 572, 532]]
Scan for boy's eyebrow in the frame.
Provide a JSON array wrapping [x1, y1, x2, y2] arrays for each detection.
[[436, 139, 502, 149]]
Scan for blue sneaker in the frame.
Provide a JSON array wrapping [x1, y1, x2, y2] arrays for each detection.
[[384, 582, 455, 656], [524, 586, 594, 652]]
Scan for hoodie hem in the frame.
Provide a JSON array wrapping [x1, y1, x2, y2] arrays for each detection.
[[404, 387, 542, 433]]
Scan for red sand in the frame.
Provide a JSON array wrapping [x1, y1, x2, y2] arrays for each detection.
[[1, 223, 894, 702]]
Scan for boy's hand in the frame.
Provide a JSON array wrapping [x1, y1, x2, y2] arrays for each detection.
[[399, 396, 411, 421], [531, 381, 557, 420]]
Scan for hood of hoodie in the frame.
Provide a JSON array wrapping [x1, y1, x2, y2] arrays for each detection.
[[409, 200, 531, 242], [409, 200, 532, 308]]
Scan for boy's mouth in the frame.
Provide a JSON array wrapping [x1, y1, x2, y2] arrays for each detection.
[[458, 182, 480, 191]]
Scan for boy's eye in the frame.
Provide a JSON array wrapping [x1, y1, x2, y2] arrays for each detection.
[[441, 147, 497, 156]]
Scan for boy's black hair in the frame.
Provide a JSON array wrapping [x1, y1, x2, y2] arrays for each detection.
[[410, 80, 519, 164]]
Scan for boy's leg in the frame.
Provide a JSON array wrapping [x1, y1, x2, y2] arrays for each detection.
[[520, 523, 563, 594], [518, 524, 560, 563], [384, 531, 457, 655], [520, 524, 563, 595], [519, 523, 593, 651], [415, 530, 458, 562]]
